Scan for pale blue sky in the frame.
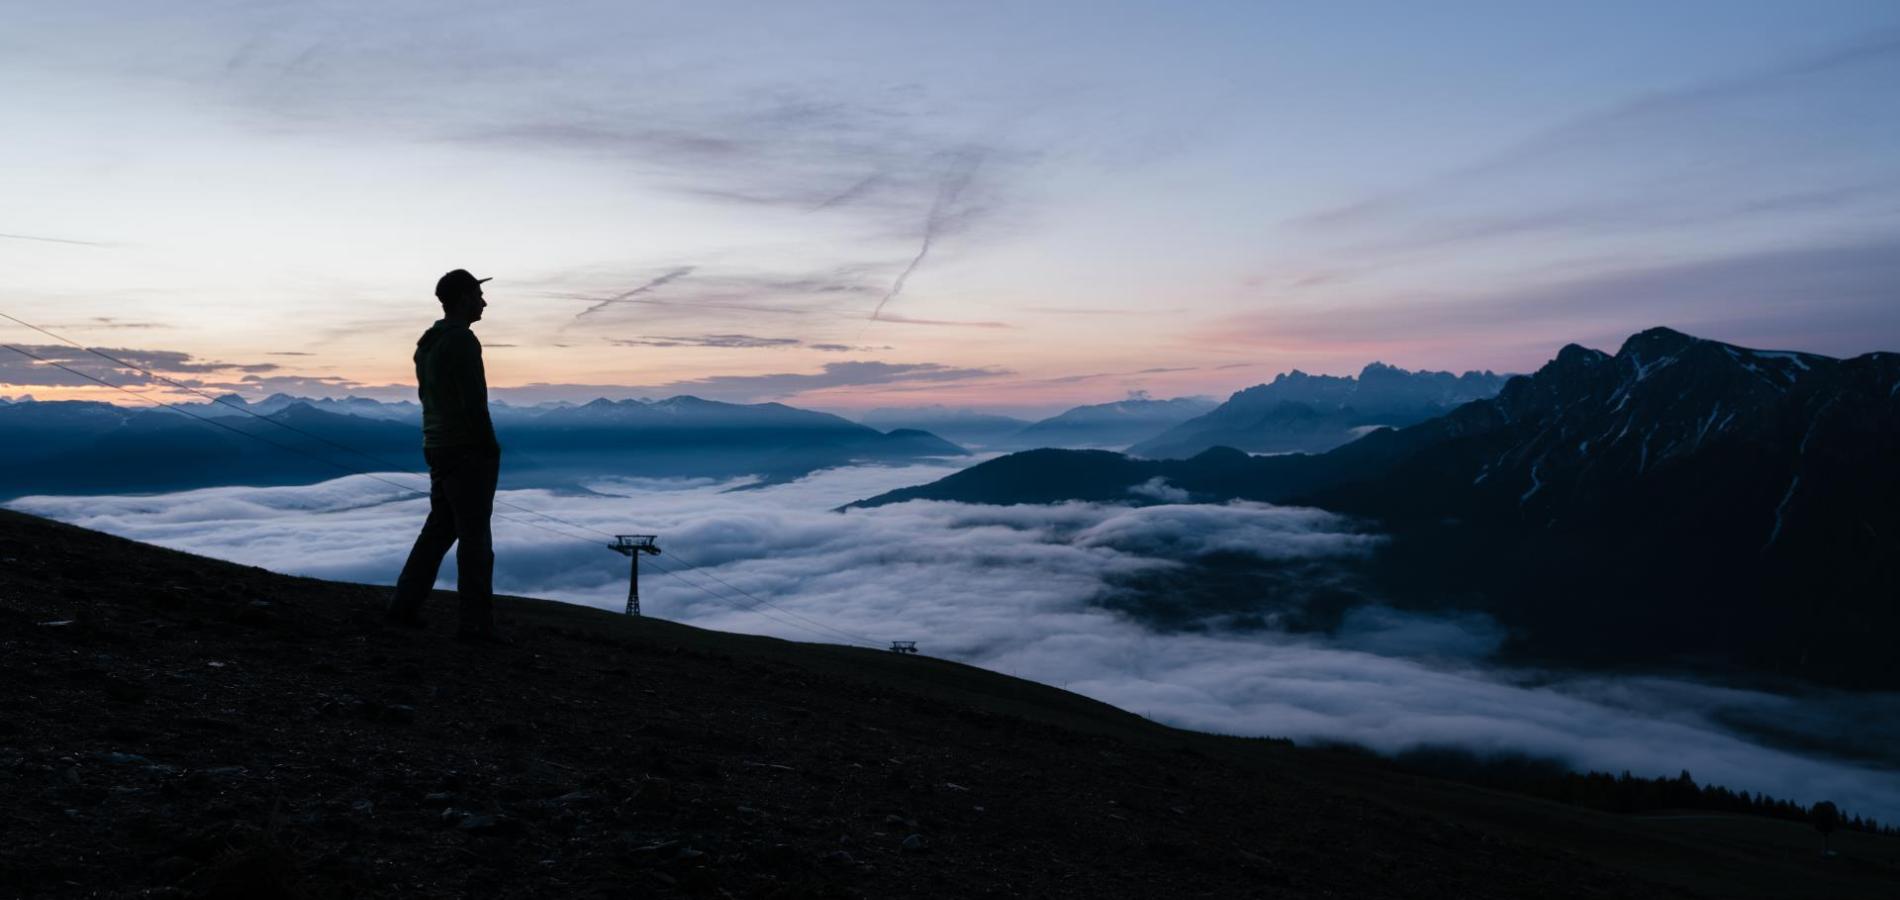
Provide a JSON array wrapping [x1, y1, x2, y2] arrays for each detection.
[[3, 1, 1897, 413]]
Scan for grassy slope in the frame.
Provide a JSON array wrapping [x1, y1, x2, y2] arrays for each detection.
[[1, 508, 1894, 899]]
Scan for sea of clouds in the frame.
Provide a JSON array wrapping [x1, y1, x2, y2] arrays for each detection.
[[13, 460, 1899, 818]]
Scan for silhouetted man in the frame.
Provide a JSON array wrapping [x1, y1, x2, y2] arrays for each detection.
[[386, 269, 509, 644]]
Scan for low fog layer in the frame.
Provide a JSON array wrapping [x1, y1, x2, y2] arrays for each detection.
[[14, 463, 1898, 818]]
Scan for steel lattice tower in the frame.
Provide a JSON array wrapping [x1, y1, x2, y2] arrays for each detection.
[[607, 534, 661, 616]]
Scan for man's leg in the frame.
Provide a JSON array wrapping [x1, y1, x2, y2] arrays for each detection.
[[388, 457, 458, 623], [442, 449, 500, 632]]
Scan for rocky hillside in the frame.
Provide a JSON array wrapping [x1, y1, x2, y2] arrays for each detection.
[[5, 508, 1896, 898]]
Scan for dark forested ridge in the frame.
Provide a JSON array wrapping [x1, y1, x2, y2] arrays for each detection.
[[848, 328, 1900, 688], [1348, 745, 1897, 837]]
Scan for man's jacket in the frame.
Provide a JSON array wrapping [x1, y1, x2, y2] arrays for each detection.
[[414, 319, 499, 452]]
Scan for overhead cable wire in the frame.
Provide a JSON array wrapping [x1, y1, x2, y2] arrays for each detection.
[[640, 551, 880, 649], [650, 553, 881, 648], [650, 545, 884, 647]]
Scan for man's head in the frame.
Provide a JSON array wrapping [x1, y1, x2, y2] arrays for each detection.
[[434, 269, 491, 324]]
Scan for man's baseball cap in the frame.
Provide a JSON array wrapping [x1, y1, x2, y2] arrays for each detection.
[[435, 269, 492, 301]]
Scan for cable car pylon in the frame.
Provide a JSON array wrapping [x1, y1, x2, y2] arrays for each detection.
[[607, 534, 661, 616]]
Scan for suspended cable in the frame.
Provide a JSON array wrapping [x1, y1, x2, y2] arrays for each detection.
[[641, 552, 881, 648], [652, 545, 885, 647]]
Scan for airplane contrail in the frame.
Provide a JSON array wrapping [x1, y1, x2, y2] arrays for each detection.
[[861, 151, 985, 334], [574, 266, 697, 321], [0, 232, 109, 247]]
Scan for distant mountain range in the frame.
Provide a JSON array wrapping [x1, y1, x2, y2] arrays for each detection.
[[1129, 363, 1509, 458], [185, 392, 424, 421], [1013, 394, 1218, 448], [848, 328, 1900, 688], [862, 366, 1502, 458], [858, 394, 1216, 452], [0, 395, 965, 499], [858, 406, 1034, 449]]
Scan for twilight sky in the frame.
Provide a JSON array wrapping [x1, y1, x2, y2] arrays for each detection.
[[4, 1, 1899, 416]]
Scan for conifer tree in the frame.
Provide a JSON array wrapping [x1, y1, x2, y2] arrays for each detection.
[[1811, 801, 1840, 856]]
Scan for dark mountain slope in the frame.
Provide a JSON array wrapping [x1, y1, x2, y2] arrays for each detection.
[[1302, 329, 1900, 684], [6, 509, 1895, 898], [841, 428, 1443, 511], [846, 329, 1900, 687]]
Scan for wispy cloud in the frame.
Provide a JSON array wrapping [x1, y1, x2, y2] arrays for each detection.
[[1021, 306, 1168, 317], [0, 231, 111, 247], [0, 343, 279, 389], [573, 266, 696, 321], [608, 333, 802, 350], [604, 334, 893, 352], [1202, 234, 1900, 363], [537, 264, 881, 331], [230, 373, 384, 397], [1332, 183, 1892, 262], [0, 342, 399, 400], [490, 360, 1007, 405], [870, 312, 1011, 329], [462, 96, 1020, 240], [144, 12, 1038, 338], [643, 360, 1007, 401], [43, 317, 172, 331], [865, 148, 988, 327], [1004, 366, 1208, 389], [445, 84, 1023, 335], [1296, 31, 1900, 231]]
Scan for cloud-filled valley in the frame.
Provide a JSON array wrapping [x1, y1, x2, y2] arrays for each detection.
[[13, 461, 1898, 820]]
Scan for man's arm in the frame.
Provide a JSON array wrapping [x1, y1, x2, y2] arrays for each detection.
[[456, 331, 500, 454]]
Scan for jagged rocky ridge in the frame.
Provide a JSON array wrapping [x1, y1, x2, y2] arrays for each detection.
[[1129, 363, 1508, 458], [849, 328, 1900, 687]]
